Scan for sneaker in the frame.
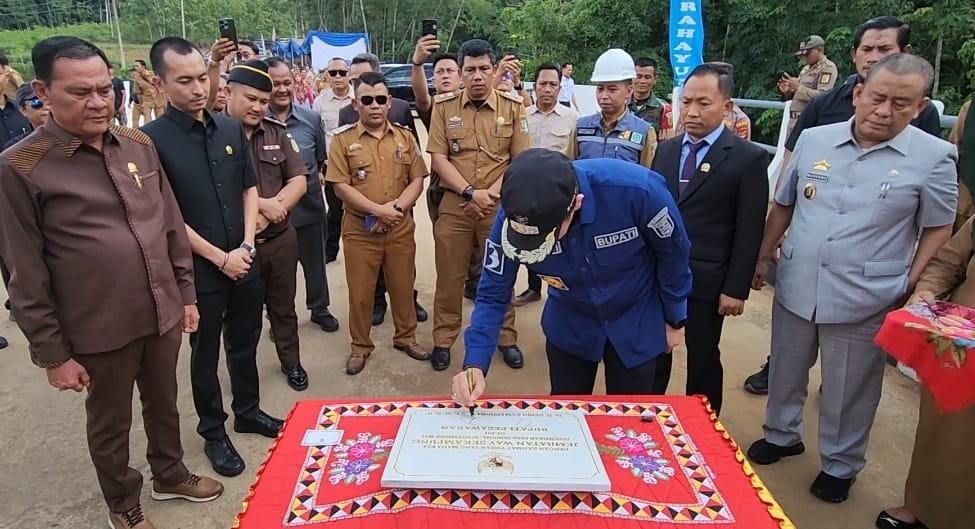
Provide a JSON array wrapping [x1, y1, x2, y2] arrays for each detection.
[[744, 360, 770, 395], [150, 473, 224, 503], [108, 505, 156, 529]]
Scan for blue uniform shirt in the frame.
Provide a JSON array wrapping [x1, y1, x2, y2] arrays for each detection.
[[463, 158, 692, 374], [573, 111, 655, 167]]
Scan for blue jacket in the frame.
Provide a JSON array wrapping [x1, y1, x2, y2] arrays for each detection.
[[574, 111, 654, 165], [463, 158, 692, 374]]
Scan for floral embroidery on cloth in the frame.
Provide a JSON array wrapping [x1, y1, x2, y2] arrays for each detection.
[[597, 426, 675, 484], [903, 301, 975, 367], [327, 433, 393, 485]]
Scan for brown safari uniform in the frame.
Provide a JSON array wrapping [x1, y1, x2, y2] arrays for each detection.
[[150, 73, 168, 119], [787, 57, 838, 134], [0, 120, 195, 513], [132, 71, 158, 124], [427, 88, 531, 349], [247, 116, 306, 368], [326, 121, 427, 356]]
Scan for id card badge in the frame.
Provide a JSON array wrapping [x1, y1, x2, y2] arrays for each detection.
[[365, 214, 378, 232]]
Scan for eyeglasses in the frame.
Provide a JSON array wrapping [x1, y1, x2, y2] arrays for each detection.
[[27, 98, 44, 109], [328, 70, 349, 77], [359, 95, 388, 105]]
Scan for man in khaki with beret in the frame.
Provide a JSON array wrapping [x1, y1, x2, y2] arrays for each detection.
[[779, 35, 838, 136]]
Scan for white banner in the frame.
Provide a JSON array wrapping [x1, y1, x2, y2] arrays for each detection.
[[309, 36, 368, 72]]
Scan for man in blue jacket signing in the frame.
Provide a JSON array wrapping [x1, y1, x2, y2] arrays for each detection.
[[451, 148, 692, 403]]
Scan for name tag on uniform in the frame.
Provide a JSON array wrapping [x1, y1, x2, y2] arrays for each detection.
[[538, 274, 569, 291], [576, 127, 597, 136], [448, 116, 464, 129], [805, 172, 829, 182], [594, 227, 639, 249], [262, 144, 281, 151]]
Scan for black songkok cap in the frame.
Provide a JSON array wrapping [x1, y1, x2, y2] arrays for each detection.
[[227, 59, 273, 92]]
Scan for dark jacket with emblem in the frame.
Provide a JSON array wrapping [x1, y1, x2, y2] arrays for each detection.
[[0, 119, 195, 366], [653, 127, 770, 303]]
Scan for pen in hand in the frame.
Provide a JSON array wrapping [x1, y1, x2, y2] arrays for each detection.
[[466, 368, 477, 417]]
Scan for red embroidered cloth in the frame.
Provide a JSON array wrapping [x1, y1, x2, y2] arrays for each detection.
[[233, 396, 793, 529], [875, 302, 975, 412]]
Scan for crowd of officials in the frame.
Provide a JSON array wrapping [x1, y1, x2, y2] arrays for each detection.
[[0, 12, 972, 529]]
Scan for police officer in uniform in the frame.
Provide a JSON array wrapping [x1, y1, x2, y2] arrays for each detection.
[[451, 150, 691, 401], [569, 49, 656, 168], [630, 57, 673, 140], [326, 71, 430, 374], [225, 60, 310, 391], [427, 39, 531, 371], [778, 35, 838, 136], [749, 55, 957, 503]]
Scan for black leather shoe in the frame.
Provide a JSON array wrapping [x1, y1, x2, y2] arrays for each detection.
[[311, 310, 339, 332], [204, 437, 245, 477], [463, 282, 478, 301], [810, 471, 855, 503], [747, 438, 805, 465], [415, 301, 428, 323], [431, 347, 451, 371], [0, 336, 7, 349], [498, 345, 524, 369], [372, 304, 386, 326], [281, 364, 309, 391], [876, 510, 926, 529], [234, 410, 284, 439], [744, 359, 770, 395]]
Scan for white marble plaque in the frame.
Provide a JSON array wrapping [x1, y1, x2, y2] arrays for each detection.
[[380, 408, 610, 491]]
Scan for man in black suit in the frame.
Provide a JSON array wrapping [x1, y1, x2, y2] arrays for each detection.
[[650, 62, 769, 414], [338, 53, 428, 326]]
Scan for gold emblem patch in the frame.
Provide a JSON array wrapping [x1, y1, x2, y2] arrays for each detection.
[[803, 183, 816, 200]]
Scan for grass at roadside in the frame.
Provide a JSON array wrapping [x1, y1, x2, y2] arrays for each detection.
[[0, 23, 151, 79]]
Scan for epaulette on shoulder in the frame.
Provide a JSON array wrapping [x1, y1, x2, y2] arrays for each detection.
[[434, 91, 461, 103], [393, 122, 412, 130], [333, 123, 355, 135], [500, 91, 523, 103], [262, 116, 287, 127], [5, 135, 57, 176], [110, 125, 153, 146]]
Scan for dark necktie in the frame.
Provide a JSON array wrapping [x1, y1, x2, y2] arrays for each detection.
[[679, 141, 706, 196]]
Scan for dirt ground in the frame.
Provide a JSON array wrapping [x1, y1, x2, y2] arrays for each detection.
[[0, 126, 920, 529]]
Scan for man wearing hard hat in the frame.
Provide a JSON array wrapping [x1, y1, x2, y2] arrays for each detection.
[[567, 49, 657, 168]]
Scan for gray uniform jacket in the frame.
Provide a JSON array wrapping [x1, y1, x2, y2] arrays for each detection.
[[775, 119, 958, 324]]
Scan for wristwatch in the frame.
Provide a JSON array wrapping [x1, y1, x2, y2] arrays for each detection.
[[240, 242, 256, 258], [514, 83, 524, 91], [667, 319, 687, 330], [461, 185, 475, 201]]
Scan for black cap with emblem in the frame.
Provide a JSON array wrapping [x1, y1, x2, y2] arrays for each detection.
[[227, 59, 273, 92], [500, 148, 577, 264]]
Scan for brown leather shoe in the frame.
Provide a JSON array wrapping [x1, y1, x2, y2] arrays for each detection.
[[514, 289, 541, 307], [394, 342, 431, 361], [151, 473, 224, 503], [109, 505, 156, 529], [346, 353, 369, 374]]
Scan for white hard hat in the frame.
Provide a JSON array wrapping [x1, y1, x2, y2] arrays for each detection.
[[590, 48, 636, 83]]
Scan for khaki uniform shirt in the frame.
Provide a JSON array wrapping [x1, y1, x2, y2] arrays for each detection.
[[325, 121, 428, 216], [3, 67, 24, 101], [526, 103, 578, 156], [789, 57, 838, 130], [312, 88, 354, 151], [427, 88, 531, 188], [132, 71, 157, 105], [247, 117, 306, 238], [0, 120, 195, 366]]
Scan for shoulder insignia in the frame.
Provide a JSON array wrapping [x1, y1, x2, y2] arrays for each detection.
[[393, 122, 412, 130], [110, 126, 153, 146], [500, 91, 523, 103], [332, 123, 355, 135], [262, 116, 287, 127], [434, 91, 461, 103], [6, 136, 57, 176]]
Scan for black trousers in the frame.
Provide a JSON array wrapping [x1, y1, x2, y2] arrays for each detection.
[[546, 340, 658, 395], [324, 185, 343, 260], [190, 277, 264, 441], [526, 268, 541, 292], [295, 220, 330, 315], [652, 299, 726, 413]]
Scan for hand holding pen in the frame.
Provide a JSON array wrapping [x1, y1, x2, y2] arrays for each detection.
[[451, 367, 486, 411]]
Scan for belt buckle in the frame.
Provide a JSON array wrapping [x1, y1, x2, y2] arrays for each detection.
[[255, 238, 268, 245]]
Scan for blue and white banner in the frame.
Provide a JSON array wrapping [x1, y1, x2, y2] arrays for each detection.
[[669, 0, 705, 88]]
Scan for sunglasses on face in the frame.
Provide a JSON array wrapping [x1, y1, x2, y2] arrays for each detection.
[[27, 98, 44, 109], [328, 70, 349, 77], [359, 95, 388, 105]]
